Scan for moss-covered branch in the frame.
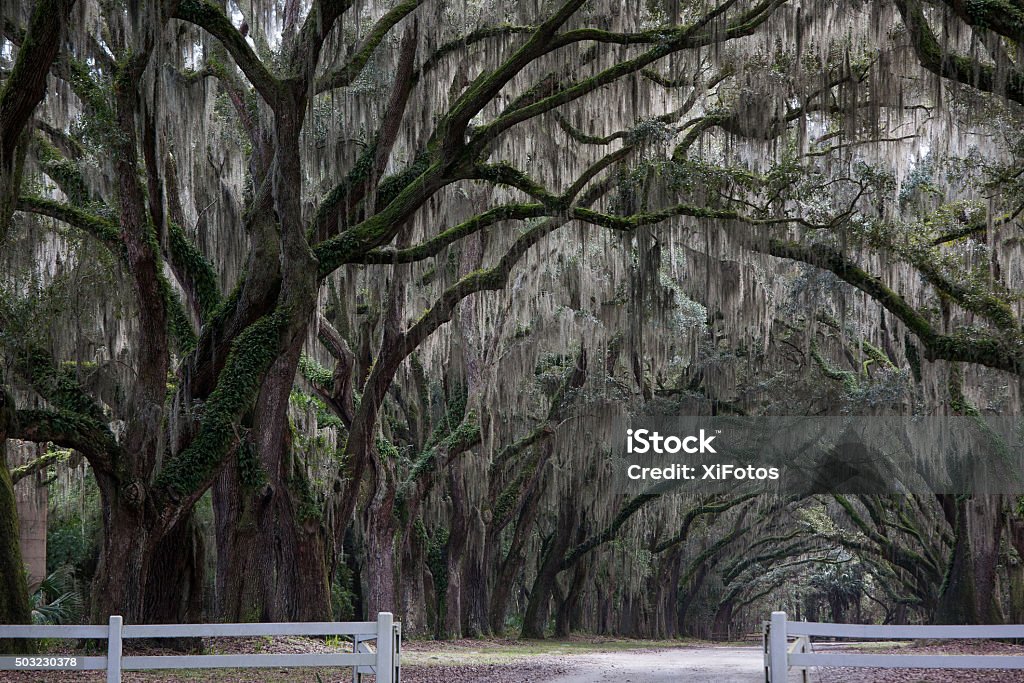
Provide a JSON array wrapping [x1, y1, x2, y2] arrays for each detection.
[[171, 0, 282, 106], [313, 159, 447, 275], [31, 133, 91, 205], [354, 204, 548, 264], [16, 196, 122, 253], [9, 447, 62, 485], [315, 0, 423, 93], [653, 493, 760, 554], [471, 163, 563, 206], [155, 308, 288, 508], [833, 494, 941, 580], [412, 25, 535, 84], [0, 0, 76, 163], [474, 0, 786, 145], [11, 408, 119, 473], [896, 0, 1024, 104], [764, 239, 1024, 375], [559, 479, 678, 571]]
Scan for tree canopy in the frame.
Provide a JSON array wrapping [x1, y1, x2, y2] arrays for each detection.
[[2, 0, 1024, 638]]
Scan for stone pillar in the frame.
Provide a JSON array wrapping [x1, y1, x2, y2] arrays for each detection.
[[12, 441, 48, 590]]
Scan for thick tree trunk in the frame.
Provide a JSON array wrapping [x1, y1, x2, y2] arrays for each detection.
[[90, 484, 155, 624], [363, 494, 399, 619], [712, 602, 734, 641], [486, 435, 559, 636], [214, 445, 273, 621], [142, 513, 204, 651], [522, 567, 557, 639], [554, 558, 587, 638], [291, 517, 332, 622], [441, 462, 469, 639], [461, 513, 490, 638], [521, 498, 576, 639], [400, 525, 430, 638], [663, 552, 682, 637], [677, 564, 709, 636], [0, 461, 31, 651], [215, 344, 331, 622], [145, 512, 204, 624], [215, 453, 333, 622], [936, 495, 1005, 624], [1007, 515, 1024, 623], [0, 393, 32, 652], [489, 479, 545, 635]]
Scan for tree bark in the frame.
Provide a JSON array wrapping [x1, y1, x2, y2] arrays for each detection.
[[363, 492, 399, 619], [215, 343, 332, 622], [555, 557, 587, 637], [11, 441, 47, 591], [144, 512, 204, 625], [89, 476, 155, 623]]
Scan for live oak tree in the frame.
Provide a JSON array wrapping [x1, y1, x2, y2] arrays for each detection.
[[2, 0, 1024, 636]]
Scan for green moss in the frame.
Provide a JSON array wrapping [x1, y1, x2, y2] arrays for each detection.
[[12, 345, 108, 425], [288, 456, 322, 523], [491, 480, 522, 527], [297, 355, 333, 387], [236, 439, 267, 491], [32, 135, 90, 205], [811, 342, 858, 392], [168, 222, 222, 322], [290, 386, 344, 429], [472, 162, 561, 207], [375, 436, 401, 465], [307, 139, 377, 239], [427, 526, 450, 619], [156, 309, 288, 500], [375, 151, 433, 210], [18, 196, 122, 253], [947, 364, 980, 417], [161, 275, 198, 355], [861, 341, 896, 371]]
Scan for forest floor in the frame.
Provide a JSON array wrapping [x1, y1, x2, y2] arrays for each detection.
[[2, 636, 1024, 681]]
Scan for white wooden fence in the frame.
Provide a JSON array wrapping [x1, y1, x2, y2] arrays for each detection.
[[0, 612, 400, 682], [764, 610, 1024, 681]]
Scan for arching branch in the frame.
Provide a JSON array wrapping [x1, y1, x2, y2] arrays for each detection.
[[171, 0, 281, 106], [762, 239, 1024, 374]]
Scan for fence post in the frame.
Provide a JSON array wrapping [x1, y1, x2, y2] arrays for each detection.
[[352, 634, 360, 683], [769, 611, 787, 683], [394, 623, 401, 682], [106, 616, 122, 683], [376, 612, 394, 683]]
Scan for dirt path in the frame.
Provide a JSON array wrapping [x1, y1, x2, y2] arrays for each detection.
[[547, 646, 773, 683]]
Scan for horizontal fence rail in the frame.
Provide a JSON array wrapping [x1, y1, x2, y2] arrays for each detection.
[[764, 611, 1024, 682], [0, 612, 400, 683]]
